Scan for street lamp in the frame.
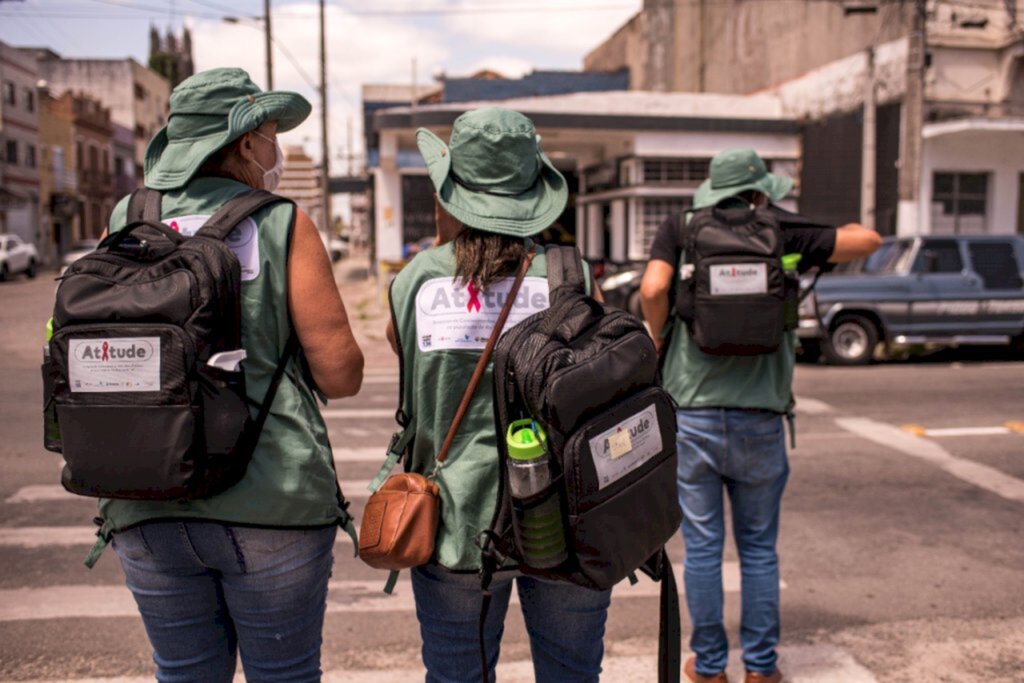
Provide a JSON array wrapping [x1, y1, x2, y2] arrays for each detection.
[[223, 0, 272, 90]]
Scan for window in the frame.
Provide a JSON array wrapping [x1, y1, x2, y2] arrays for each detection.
[[639, 198, 691, 256], [24, 88, 34, 113], [860, 240, 914, 274], [932, 172, 989, 234], [5, 140, 17, 165], [103, 150, 110, 173], [968, 241, 1023, 290], [913, 239, 963, 273], [88, 145, 99, 171], [25, 144, 36, 169], [134, 83, 146, 101], [2, 81, 14, 106], [76, 142, 83, 169], [134, 124, 146, 139], [642, 158, 711, 184]]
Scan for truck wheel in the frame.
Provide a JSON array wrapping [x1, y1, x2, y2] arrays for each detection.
[[798, 340, 822, 364], [0, 264, 8, 282], [26, 259, 36, 278], [823, 315, 878, 366]]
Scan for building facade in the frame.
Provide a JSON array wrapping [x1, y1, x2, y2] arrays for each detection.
[[278, 145, 324, 229], [0, 41, 41, 248], [36, 54, 170, 181]]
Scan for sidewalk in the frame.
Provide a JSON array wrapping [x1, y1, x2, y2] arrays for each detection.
[[332, 247, 398, 373]]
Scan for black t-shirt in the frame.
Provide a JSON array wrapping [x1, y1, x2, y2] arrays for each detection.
[[649, 205, 837, 273]]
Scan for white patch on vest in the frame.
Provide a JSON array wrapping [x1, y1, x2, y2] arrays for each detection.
[[414, 276, 549, 352], [710, 262, 767, 296], [164, 214, 260, 281], [68, 337, 161, 392], [588, 404, 662, 490]]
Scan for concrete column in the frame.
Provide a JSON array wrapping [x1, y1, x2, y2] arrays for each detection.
[[586, 203, 603, 260], [373, 131, 403, 263], [861, 47, 876, 230]]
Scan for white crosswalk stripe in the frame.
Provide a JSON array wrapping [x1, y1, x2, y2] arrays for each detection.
[[5, 480, 375, 504]]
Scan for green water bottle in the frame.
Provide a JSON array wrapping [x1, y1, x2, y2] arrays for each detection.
[[42, 317, 61, 451], [782, 253, 802, 331], [506, 419, 568, 569]]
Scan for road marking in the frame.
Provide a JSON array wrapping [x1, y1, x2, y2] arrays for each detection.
[[5, 480, 375, 504], [0, 561, 778, 622], [322, 408, 394, 420], [793, 396, 834, 415], [359, 375, 398, 385], [1005, 421, 1024, 434], [340, 426, 374, 438], [901, 424, 1017, 438], [333, 447, 384, 463], [838, 417, 1024, 503], [12, 644, 877, 683], [0, 527, 360, 548]]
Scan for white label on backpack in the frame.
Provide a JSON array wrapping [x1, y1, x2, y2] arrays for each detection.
[[414, 276, 549, 352], [588, 404, 663, 490], [710, 263, 767, 296], [163, 214, 260, 281], [68, 337, 161, 392]]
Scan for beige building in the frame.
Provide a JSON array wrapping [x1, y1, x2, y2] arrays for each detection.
[[278, 145, 324, 229], [35, 53, 170, 181], [0, 41, 41, 247]]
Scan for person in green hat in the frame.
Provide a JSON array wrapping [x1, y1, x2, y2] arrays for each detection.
[[639, 148, 881, 683], [383, 107, 609, 682], [97, 67, 364, 681]]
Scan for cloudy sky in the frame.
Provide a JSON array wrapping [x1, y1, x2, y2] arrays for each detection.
[[0, 0, 641, 173]]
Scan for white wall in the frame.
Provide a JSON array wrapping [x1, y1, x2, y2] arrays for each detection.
[[633, 131, 799, 159], [373, 131, 403, 262], [918, 129, 1024, 235]]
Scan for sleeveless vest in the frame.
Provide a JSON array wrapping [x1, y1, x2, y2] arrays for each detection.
[[96, 177, 346, 539], [389, 242, 589, 570]]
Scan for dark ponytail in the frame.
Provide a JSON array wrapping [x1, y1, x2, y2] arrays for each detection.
[[453, 228, 527, 290]]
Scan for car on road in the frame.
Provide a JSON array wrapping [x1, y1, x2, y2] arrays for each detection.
[[0, 233, 38, 280], [598, 261, 647, 318], [799, 234, 1024, 365]]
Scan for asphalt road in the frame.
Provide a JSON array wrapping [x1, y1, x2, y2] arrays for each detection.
[[1, 272, 1023, 682]]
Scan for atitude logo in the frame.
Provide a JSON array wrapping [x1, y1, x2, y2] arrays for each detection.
[[74, 339, 155, 363]]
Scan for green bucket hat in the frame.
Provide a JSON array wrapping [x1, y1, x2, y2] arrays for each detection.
[[693, 148, 794, 209], [144, 67, 312, 190], [415, 107, 567, 237]]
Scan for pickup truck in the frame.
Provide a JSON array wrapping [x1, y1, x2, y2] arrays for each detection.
[[799, 235, 1024, 365]]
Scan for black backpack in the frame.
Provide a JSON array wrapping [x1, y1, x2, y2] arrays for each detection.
[[675, 203, 795, 356], [483, 246, 682, 683], [44, 188, 297, 501]]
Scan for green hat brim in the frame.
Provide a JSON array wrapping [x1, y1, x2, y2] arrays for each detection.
[[145, 90, 311, 190], [415, 128, 568, 237], [693, 173, 794, 210]]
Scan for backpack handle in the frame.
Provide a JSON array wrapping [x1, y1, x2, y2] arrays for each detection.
[[101, 219, 186, 256]]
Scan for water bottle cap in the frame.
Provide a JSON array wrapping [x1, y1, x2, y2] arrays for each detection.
[[781, 253, 802, 271], [506, 419, 547, 460], [45, 317, 54, 342]]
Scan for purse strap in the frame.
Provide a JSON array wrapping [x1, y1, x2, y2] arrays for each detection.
[[432, 250, 535, 474]]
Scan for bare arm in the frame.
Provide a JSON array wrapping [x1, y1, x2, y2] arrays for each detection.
[[385, 319, 399, 355], [640, 259, 675, 354], [288, 208, 364, 398], [829, 223, 883, 264]]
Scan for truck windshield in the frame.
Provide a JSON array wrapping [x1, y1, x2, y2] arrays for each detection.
[[857, 241, 913, 274]]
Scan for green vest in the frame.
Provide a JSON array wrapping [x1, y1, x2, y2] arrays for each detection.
[[661, 204, 796, 413], [389, 243, 587, 570], [96, 178, 346, 539]]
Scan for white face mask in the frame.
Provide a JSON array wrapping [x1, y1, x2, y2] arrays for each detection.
[[252, 131, 284, 192]]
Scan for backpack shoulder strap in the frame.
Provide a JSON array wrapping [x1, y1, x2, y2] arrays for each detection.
[[126, 188, 162, 224], [196, 189, 290, 242], [545, 245, 585, 294]]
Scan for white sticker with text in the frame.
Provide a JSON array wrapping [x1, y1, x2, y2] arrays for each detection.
[[414, 276, 550, 351], [588, 404, 663, 490], [710, 263, 767, 296], [163, 214, 260, 281], [68, 338, 161, 392]]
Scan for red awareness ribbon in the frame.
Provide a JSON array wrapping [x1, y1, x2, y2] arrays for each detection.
[[466, 282, 482, 313], [101, 341, 110, 361]]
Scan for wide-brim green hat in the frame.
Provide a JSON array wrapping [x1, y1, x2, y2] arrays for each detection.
[[693, 147, 794, 209], [144, 67, 311, 190], [415, 107, 567, 237]]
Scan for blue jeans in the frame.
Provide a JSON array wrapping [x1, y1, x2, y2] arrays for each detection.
[[411, 563, 611, 682], [675, 408, 789, 677], [112, 521, 337, 683]]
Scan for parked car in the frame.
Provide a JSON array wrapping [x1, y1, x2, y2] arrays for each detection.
[[598, 261, 647, 318], [799, 235, 1024, 365], [0, 233, 38, 280], [328, 235, 350, 263]]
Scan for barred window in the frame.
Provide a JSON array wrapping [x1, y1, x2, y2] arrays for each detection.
[[932, 172, 988, 234], [637, 198, 691, 258], [641, 158, 710, 184]]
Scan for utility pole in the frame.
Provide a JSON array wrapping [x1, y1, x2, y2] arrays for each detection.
[[861, 46, 876, 230], [264, 0, 273, 90], [898, 0, 927, 234], [319, 0, 331, 237]]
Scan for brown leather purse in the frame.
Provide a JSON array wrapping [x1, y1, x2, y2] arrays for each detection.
[[358, 253, 533, 571]]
